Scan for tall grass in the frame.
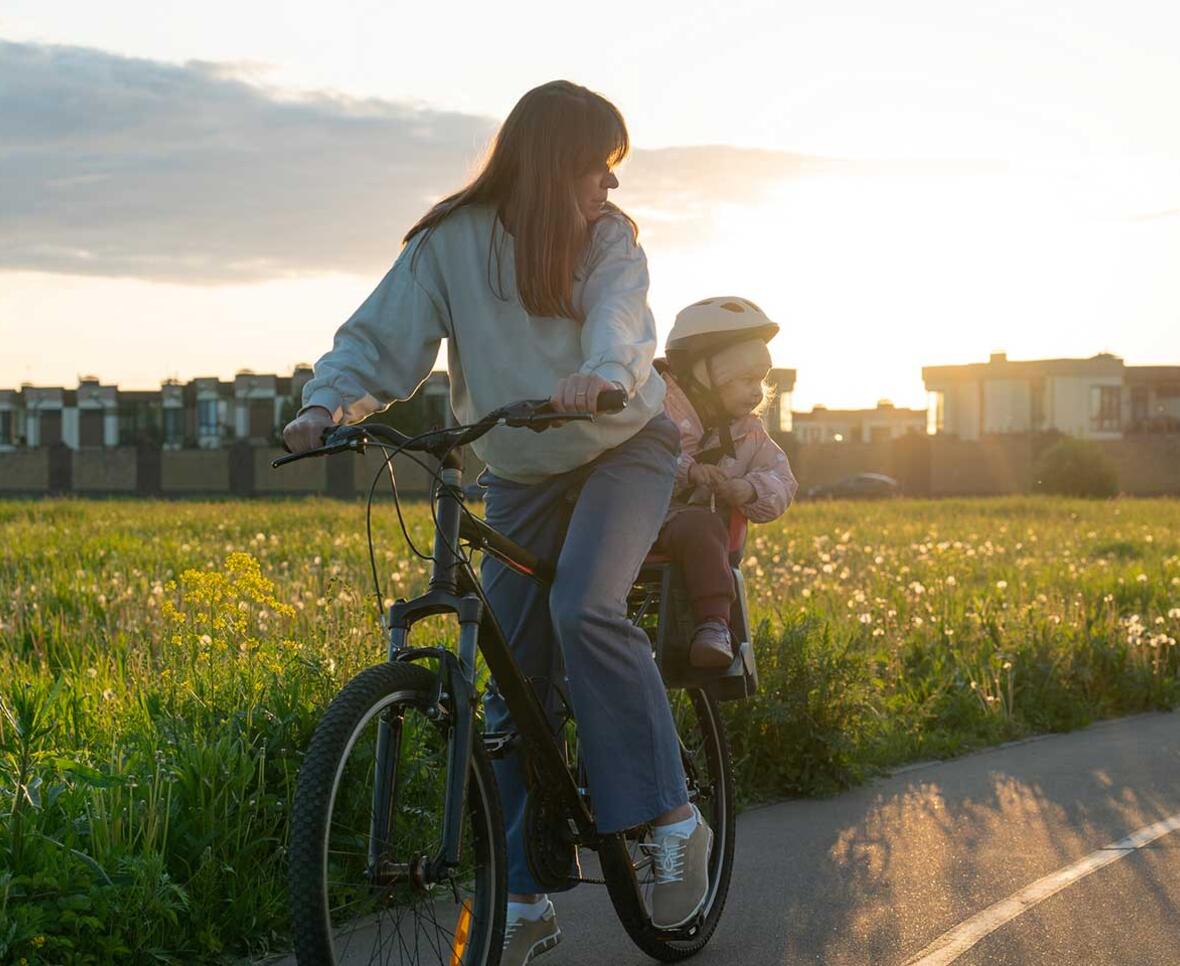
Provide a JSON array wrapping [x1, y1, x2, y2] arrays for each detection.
[[1, 497, 1177, 963]]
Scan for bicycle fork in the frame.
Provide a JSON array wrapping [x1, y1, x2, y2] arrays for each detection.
[[367, 597, 484, 887]]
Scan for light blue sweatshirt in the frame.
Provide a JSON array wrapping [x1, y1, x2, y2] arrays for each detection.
[[301, 205, 666, 483]]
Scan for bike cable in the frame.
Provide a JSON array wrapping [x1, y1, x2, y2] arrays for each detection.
[[357, 417, 495, 625]]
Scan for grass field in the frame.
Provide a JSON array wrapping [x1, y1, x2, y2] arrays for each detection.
[[2, 496, 1178, 963]]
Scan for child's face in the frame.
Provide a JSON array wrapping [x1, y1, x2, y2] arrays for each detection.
[[715, 365, 769, 418]]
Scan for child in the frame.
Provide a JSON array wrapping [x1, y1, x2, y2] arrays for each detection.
[[655, 297, 798, 667]]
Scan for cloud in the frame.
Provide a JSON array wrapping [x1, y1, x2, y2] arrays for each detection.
[[0, 40, 823, 283], [1, 40, 498, 282]]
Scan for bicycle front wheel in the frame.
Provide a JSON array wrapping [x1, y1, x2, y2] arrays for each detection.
[[288, 661, 506, 965]]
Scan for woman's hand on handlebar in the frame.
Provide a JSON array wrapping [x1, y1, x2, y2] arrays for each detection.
[[282, 406, 337, 453], [550, 373, 619, 415]]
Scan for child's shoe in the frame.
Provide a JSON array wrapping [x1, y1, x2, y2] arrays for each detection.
[[688, 619, 733, 668]]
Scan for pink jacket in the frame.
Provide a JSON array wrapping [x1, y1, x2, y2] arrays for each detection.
[[662, 370, 798, 524]]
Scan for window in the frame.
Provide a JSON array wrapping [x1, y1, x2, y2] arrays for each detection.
[[198, 399, 220, 435], [249, 399, 273, 438], [40, 410, 62, 447], [163, 407, 185, 445], [927, 391, 944, 435], [0, 411, 10, 445], [1089, 386, 1121, 433], [1030, 380, 1045, 430], [777, 393, 793, 433], [79, 409, 104, 447], [1130, 387, 1149, 426]]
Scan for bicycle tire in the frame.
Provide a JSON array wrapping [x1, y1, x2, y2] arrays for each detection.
[[288, 661, 507, 965], [605, 687, 736, 962]]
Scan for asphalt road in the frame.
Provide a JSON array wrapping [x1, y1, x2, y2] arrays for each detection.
[[268, 711, 1180, 965], [546, 711, 1180, 966]]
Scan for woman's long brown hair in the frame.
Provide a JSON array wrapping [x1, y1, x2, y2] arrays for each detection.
[[405, 80, 636, 321]]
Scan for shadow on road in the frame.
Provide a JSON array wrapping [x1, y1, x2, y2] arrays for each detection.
[[548, 712, 1180, 965]]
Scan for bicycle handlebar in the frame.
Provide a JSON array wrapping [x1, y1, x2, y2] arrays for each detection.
[[272, 388, 628, 469]]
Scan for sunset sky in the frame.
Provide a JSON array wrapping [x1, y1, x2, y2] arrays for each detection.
[[2, 1, 1179, 410]]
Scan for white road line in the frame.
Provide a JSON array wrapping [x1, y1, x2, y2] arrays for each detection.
[[903, 811, 1180, 966]]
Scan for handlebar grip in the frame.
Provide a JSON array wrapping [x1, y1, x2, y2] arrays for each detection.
[[596, 388, 627, 414]]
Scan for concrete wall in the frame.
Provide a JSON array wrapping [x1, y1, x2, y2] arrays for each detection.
[[73, 447, 138, 493], [942, 381, 981, 440], [254, 448, 327, 494], [786, 440, 894, 491], [783, 434, 932, 497], [1, 435, 1175, 498], [161, 449, 231, 493], [353, 448, 438, 496], [982, 378, 1032, 434], [930, 436, 1035, 496], [1095, 436, 1180, 496], [0, 450, 50, 491]]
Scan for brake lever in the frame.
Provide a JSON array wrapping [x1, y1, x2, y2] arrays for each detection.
[[271, 426, 364, 468], [498, 392, 624, 433], [497, 399, 556, 428], [519, 411, 593, 433]]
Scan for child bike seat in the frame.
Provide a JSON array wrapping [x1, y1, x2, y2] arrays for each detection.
[[632, 509, 757, 701]]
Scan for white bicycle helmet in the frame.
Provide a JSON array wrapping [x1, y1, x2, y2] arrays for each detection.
[[665, 296, 779, 375]]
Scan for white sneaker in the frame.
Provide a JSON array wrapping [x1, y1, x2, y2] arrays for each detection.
[[501, 898, 561, 965], [644, 806, 713, 929]]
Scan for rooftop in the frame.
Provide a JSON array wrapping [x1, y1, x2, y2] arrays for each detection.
[[922, 352, 1130, 383], [795, 401, 925, 420]]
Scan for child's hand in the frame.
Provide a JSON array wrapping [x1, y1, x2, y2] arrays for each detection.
[[715, 478, 756, 507], [689, 463, 728, 490]]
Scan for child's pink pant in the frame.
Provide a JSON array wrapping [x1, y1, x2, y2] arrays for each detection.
[[654, 507, 736, 624]]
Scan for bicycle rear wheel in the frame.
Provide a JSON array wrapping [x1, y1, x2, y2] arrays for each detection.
[[288, 662, 506, 965], [607, 687, 736, 961]]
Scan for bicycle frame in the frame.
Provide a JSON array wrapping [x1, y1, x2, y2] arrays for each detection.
[[367, 452, 660, 931], [273, 397, 686, 941], [368, 454, 579, 851]]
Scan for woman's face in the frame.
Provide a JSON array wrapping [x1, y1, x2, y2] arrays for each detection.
[[575, 164, 620, 223]]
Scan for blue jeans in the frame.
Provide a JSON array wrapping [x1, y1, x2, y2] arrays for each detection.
[[480, 414, 690, 895]]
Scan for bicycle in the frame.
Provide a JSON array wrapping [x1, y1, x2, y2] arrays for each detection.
[[276, 391, 758, 964]]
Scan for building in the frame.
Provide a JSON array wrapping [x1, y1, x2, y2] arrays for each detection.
[[923, 352, 1180, 440], [1126, 366, 1180, 433], [0, 366, 460, 452], [791, 401, 926, 444]]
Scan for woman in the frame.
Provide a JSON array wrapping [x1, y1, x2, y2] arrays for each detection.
[[282, 80, 711, 964]]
